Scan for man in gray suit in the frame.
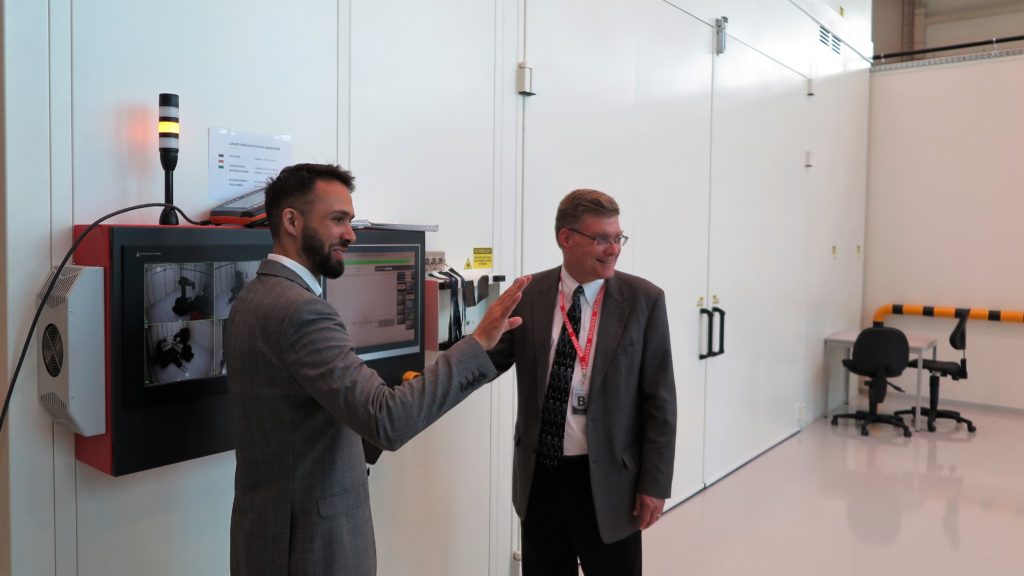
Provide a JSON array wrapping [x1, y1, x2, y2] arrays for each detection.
[[224, 163, 529, 576], [488, 189, 676, 576]]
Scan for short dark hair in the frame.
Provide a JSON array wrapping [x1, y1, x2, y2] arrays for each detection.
[[264, 163, 355, 239], [554, 189, 620, 236]]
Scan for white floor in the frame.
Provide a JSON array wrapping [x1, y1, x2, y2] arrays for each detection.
[[643, 405, 1024, 576]]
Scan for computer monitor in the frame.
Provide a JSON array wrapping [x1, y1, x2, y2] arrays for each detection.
[[322, 228, 426, 465], [325, 242, 421, 361], [73, 225, 424, 474], [73, 224, 272, 476]]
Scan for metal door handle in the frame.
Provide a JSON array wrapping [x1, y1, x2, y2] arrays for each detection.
[[712, 306, 726, 357], [699, 308, 714, 359]]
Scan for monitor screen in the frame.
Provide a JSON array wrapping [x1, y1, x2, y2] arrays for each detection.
[[325, 243, 421, 361], [142, 260, 260, 386]]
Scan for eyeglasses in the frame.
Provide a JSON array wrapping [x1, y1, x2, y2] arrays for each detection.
[[568, 228, 629, 247]]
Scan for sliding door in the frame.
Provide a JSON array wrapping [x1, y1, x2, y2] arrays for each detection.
[[703, 39, 810, 484], [633, 0, 713, 508]]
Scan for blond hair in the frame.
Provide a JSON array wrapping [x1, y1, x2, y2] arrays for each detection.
[[554, 189, 620, 236]]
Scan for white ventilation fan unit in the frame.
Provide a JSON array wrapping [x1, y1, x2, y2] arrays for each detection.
[[37, 265, 105, 436]]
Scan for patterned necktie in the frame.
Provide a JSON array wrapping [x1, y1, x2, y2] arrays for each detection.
[[538, 285, 584, 470]]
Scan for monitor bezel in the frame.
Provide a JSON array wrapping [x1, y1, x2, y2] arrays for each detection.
[[114, 228, 271, 409]]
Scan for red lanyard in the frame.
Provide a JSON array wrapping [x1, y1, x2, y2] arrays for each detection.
[[558, 282, 604, 378]]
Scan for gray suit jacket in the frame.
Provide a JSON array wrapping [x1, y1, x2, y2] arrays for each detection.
[[224, 260, 497, 576], [488, 266, 677, 543]]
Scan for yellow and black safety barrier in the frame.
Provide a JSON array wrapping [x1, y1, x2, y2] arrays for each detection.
[[873, 304, 1024, 327]]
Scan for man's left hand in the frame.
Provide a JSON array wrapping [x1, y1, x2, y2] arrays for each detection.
[[471, 275, 530, 350], [633, 493, 666, 530]]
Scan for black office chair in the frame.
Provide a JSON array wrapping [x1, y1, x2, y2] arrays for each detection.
[[831, 326, 913, 437], [894, 314, 976, 433]]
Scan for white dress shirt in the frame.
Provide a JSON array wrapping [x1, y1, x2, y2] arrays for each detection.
[[268, 253, 323, 296], [547, 269, 605, 456]]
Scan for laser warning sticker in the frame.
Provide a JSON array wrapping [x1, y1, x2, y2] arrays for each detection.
[[472, 247, 493, 269]]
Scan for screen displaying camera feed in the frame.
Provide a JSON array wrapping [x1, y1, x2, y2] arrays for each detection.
[[144, 261, 260, 386]]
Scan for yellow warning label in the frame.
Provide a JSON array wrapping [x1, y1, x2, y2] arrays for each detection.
[[465, 258, 473, 269], [472, 247, 493, 269]]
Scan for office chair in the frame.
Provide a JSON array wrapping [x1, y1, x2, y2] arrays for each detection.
[[894, 314, 976, 433], [831, 326, 913, 437]]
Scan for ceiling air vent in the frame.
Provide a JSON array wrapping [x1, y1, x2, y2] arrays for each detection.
[[819, 26, 842, 54]]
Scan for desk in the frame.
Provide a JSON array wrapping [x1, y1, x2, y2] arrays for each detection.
[[824, 330, 938, 431]]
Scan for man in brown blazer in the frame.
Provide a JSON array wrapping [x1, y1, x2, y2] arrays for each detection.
[[488, 189, 676, 576], [224, 163, 529, 576]]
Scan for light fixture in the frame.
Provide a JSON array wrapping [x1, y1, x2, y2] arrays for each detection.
[[158, 93, 180, 225]]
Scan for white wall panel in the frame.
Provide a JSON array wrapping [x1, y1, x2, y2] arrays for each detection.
[[718, 0, 816, 77], [633, 0, 714, 507], [835, 55, 870, 335], [76, 454, 236, 575], [664, 0, 825, 77], [798, 35, 870, 424], [803, 37, 845, 425], [349, 0, 498, 269], [3, 0, 61, 573], [866, 55, 1024, 410], [72, 0, 340, 226], [669, 0, 873, 63], [522, 0, 637, 274], [791, 0, 873, 58], [347, 1, 506, 575]]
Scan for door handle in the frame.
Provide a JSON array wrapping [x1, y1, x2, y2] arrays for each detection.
[[711, 306, 726, 357], [699, 307, 714, 359]]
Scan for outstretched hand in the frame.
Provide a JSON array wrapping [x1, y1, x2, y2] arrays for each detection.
[[471, 275, 531, 350]]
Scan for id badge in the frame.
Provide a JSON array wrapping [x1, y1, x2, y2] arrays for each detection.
[[571, 385, 588, 415]]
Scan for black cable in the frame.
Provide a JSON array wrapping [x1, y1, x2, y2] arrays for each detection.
[[0, 203, 207, 435], [874, 33, 1024, 61]]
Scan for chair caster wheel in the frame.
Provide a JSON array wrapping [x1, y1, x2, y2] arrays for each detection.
[[968, 424, 977, 433], [928, 424, 936, 432], [860, 427, 869, 436], [903, 429, 913, 438]]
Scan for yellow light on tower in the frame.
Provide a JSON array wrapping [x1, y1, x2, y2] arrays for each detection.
[[158, 93, 180, 225], [157, 121, 180, 134]]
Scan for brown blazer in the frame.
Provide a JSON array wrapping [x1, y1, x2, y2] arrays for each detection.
[[488, 266, 677, 543], [224, 260, 497, 576]]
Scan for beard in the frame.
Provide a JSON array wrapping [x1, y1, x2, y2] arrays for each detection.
[[300, 227, 348, 279]]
